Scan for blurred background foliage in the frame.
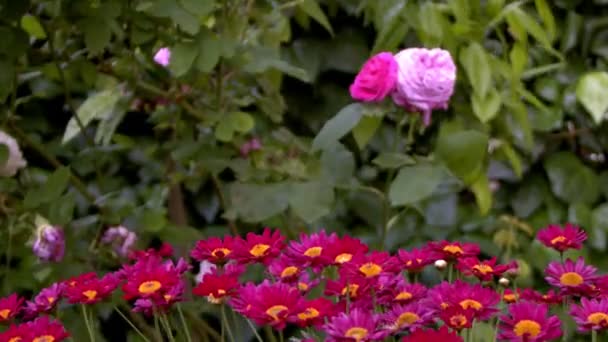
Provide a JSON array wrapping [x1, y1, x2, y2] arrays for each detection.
[[1, 0, 608, 340]]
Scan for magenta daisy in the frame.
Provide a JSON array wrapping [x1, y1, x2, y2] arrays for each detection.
[[519, 288, 563, 306], [498, 302, 562, 341], [381, 302, 434, 334], [397, 247, 435, 273], [286, 230, 337, 269], [537, 223, 587, 253], [268, 256, 303, 283], [321, 235, 369, 266], [456, 257, 515, 282], [545, 257, 597, 295], [323, 308, 387, 342], [444, 280, 500, 321], [343, 251, 399, 279], [238, 280, 302, 330], [570, 297, 608, 332], [232, 228, 285, 265], [0, 293, 23, 322], [427, 240, 480, 260], [190, 235, 236, 265], [377, 275, 426, 305]]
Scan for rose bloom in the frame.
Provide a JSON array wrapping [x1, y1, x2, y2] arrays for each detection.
[[392, 47, 456, 126], [537, 223, 587, 253], [498, 302, 562, 341], [349, 52, 398, 102]]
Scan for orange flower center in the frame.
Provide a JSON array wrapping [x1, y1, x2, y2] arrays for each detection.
[[341, 284, 359, 297], [459, 299, 483, 310], [265, 305, 288, 321], [335, 253, 352, 264], [211, 248, 231, 258], [8, 337, 22, 342], [395, 291, 413, 301], [297, 308, 320, 320], [473, 264, 493, 274], [208, 289, 227, 304], [405, 258, 422, 266], [0, 309, 11, 319], [443, 245, 463, 255], [304, 246, 322, 257], [33, 336, 55, 342], [440, 302, 450, 310], [588, 312, 608, 325], [345, 327, 368, 341], [298, 282, 309, 291], [250, 244, 270, 257], [83, 290, 97, 301], [359, 262, 382, 277], [138, 280, 162, 294], [550, 236, 567, 245], [503, 294, 518, 303], [280, 266, 299, 278], [450, 314, 468, 329], [559, 272, 584, 286], [47, 297, 55, 304], [396, 312, 419, 326], [513, 319, 541, 337]]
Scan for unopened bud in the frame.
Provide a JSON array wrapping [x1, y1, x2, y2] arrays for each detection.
[[499, 277, 510, 287], [434, 259, 447, 270], [506, 268, 519, 278]]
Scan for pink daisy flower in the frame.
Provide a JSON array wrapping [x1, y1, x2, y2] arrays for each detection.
[[232, 228, 285, 265], [570, 297, 608, 332], [381, 302, 435, 334], [427, 240, 480, 260], [397, 247, 435, 273], [545, 257, 597, 296], [190, 235, 236, 265], [443, 281, 500, 321], [323, 308, 387, 342], [286, 230, 337, 269], [456, 257, 516, 282], [537, 223, 586, 252], [322, 235, 369, 266], [498, 302, 562, 341]]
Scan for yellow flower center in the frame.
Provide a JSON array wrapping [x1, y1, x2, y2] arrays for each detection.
[[0, 309, 11, 319], [33, 336, 55, 342], [265, 305, 288, 321], [503, 294, 518, 303], [450, 314, 468, 328], [304, 246, 322, 257], [249, 244, 270, 257], [395, 291, 413, 301], [8, 337, 22, 342], [341, 284, 359, 297], [405, 258, 423, 267], [211, 248, 231, 258], [559, 272, 584, 286], [280, 266, 299, 278], [83, 290, 97, 301], [47, 297, 55, 304], [588, 312, 608, 325], [335, 253, 352, 264], [459, 299, 483, 310], [473, 264, 494, 274], [396, 312, 419, 326], [138, 280, 162, 294], [345, 327, 368, 341], [550, 236, 567, 245], [440, 302, 450, 310], [513, 319, 541, 338], [298, 282, 309, 291], [297, 308, 320, 320], [443, 245, 463, 255], [359, 262, 382, 277]]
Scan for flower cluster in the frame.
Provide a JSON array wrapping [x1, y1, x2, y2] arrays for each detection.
[[349, 47, 457, 125], [3, 223, 608, 341]]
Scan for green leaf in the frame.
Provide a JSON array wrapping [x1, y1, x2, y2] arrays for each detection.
[[179, 0, 215, 17], [63, 87, 121, 144], [170, 42, 199, 77], [0, 144, 8, 165], [511, 177, 544, 218], [510, 42, 528, 76], [321, 144, 355, 186], [82, 17, 112, 55], [534, 0, 556, 42], [576, 71, 608, 124], [568, 203, 592, 229], [244, 47, 310, 82], [20, 15, 46, 39], [352, 115, 382, 149], [435, 130, 489, 185], [389, 164, 444, 206], [471, 88, 502, 123], [95, 102, 128, 146], [507, 7, 560, 58], [312, 103, 364, 151], [471, 174, 493, 215], [25, 167, 71, 208], [139, 209, 167, 233], [372, 153, 415, 169], [214, 119, 234, 142], [229, 112, 255, 133], [288, 181, 334, 223], [196, 31, 221, 73], [228, 183, 289, 222], [460, 42, 492, 98], [544, 152, 600, 205], [498, 142, 523, 178], [299, 0, 333, 35]]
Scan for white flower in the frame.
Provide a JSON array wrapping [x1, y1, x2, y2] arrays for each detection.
[[0, 130, 26, 177]]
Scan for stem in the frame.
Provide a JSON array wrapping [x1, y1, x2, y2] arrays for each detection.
[[113, 306, 151, 342], [177, 304, 193, 342], [160, 312, 176, 342], [592, 330, 598, 342], [448, 263, 454, 283], [153, 310, 162, 341], [279, 330, 284, 342], [221, 304, 236, 342], [246, 318, 264, 342], [81, 305, 96, 342], [3, 217, 14, 292]]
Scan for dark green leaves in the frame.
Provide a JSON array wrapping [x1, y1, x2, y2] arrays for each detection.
[[63, 87, 122, 144], [24, 167, 71, 208], [436, 130, 489, 185], [312, 103, 364, 151], [544, 152, 600, 205], [389, 164, 444, 206], [299, 0, 334, 36]]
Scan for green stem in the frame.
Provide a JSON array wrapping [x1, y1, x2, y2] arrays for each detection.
[[81, 305, 96, 342], [592, 330, 598, 342], [153, 310, 162, 341], [113, 306, 151, 342], [160, 312, 176, 342], [177, 304, 193, 342], [448, 263, 454, 283], [279, 330, 284, 342], [221, 304, 236, 342], [246, 318, 264, 342], [562, 297, 568, 342]]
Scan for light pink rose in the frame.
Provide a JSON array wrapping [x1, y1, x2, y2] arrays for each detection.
[[392, 48, 456, 126], [153, 47, 171, 67], [349, 52, 398, 102]]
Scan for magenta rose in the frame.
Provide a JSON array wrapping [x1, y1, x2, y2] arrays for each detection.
[[349, 52, 398, 102], [392, 48, 456, 126]]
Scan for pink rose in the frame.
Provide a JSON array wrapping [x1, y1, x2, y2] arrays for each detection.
[[392, 48, 456, 126], [153, 47, 171, 67], [349, 52, 398, 102]]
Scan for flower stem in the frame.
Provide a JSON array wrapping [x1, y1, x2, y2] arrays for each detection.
[[592, 330, 598, 342], [81, 305, 96, 342], [113, 306, 151, 342], [448, 263, 454, 283], [160, 312, 176, 342], [221, 304, 236, 342], [246, 318, 264, 342], [177, 304, 193, 342], [279, 330, 284, 342]]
